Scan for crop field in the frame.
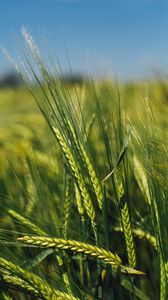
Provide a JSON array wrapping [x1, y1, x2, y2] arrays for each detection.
[[0, 33, 168, 300]]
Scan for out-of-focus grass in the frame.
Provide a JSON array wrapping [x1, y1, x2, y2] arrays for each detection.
[[0, 80, 167, 171], [0, 87, 51, 155], [0, 79, 167, 176]]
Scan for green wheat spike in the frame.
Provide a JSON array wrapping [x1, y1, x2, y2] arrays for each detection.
[[85, 112, 96, 142], [0, 258, 79, 300], [81, 144, 103, 210], [75, 184, 85, 218], [160, 255, 167, 300], [119, 195, 136, 269], [17, 235, 145, 275], [68, 119, 103, 210], [8, 209, 72, 296], [0, 268, 41, 298], [53, 126, 95, 223], [21, 155, 37, 215]]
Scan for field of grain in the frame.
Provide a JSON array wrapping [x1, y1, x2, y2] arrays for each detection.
[[0, 34, 168, 300]]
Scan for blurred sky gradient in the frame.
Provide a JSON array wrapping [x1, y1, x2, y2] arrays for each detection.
[[0, 0, 168, 80]]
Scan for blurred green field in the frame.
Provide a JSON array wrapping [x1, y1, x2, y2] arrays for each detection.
[[0, 79, 167, 159]]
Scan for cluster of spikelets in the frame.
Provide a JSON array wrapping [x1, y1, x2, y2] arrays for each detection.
[[0, 258, 78, 300]]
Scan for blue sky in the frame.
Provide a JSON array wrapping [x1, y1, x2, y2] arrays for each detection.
[[0, 0, 168, 80]]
